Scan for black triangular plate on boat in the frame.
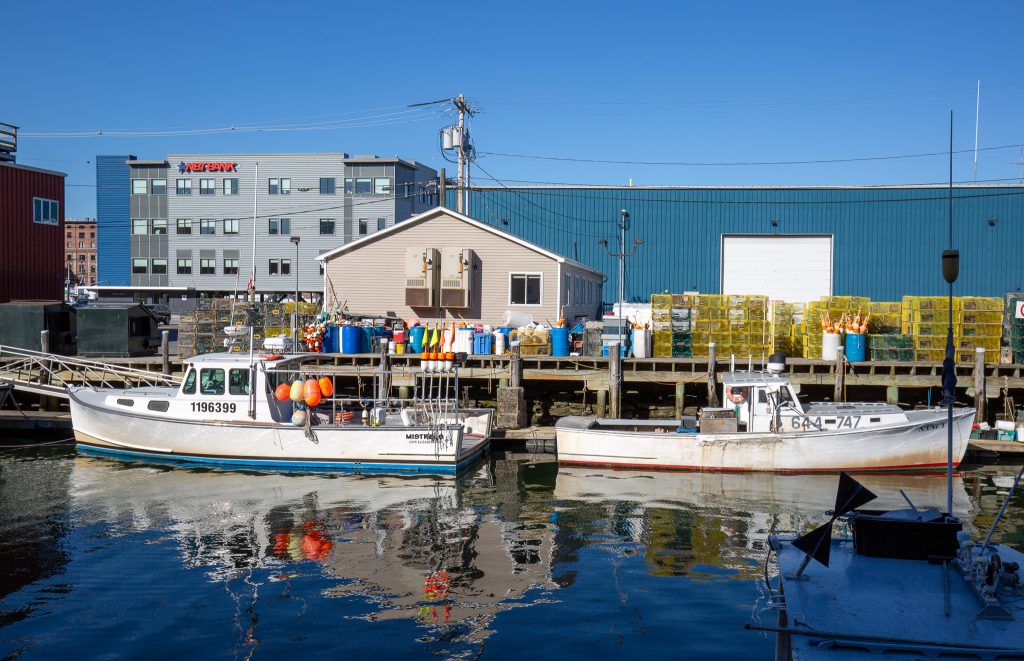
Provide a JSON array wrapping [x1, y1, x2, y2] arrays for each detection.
[[792, 521, 834, 567], [835, 472, 878, 516]]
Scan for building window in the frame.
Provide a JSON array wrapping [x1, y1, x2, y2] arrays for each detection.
[[199, 179, 215, 195], [224, 259, 238, 275], [280, 178, 290, 194], [281, 259, 291, 275], [176, 179, 192, 195], [132, 258, 148, 274], [91, 242, 95, 248], [222, 178, 238, 195], [132, 218, 148, 235], [510, 273, 542, 306], [268, 218, 290, 235], [268, 178, 290, 195], [176, 218, 192, 235], [152, 259, 167, 274], [269, 259, 279, 275], [377, 217, 386, 231], [374, 177, 390, 195], [132, 179, 147, 195], [320, 219, 335, 235], [89, 254, 95, 261], [78, 241, 85, 249], [151, 179, 167, 195], [562, 274, 570, 305], [358, 218, 368, 235], [79, 232, 85, 238], [177, 258, 192, 274], [355, 178, 372, 195], [152, 218, 167, 235], [223, 219, 239, 234], [320, 177, 335, 194], [344, 179, 353, 194], [79, 254, 85, 262], [32, 198, 59, 225], [90, 232, 95, 238], [200, 219, 216, 235], [66, 241, 71, 248], [200, 259, 216, 275]]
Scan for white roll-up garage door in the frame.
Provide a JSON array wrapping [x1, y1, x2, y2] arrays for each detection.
[[721, 235, 833, 302]]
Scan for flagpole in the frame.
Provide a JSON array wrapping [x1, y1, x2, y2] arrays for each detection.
[[247, 162, 259, 419]]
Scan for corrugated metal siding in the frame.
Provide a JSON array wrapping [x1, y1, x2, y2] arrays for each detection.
[[452, 186, 1024, 302], [0, 163, 65, 303], [96, 155, 134, 286]]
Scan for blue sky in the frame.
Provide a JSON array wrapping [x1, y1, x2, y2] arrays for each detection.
[[9, 1, 1024, 219]]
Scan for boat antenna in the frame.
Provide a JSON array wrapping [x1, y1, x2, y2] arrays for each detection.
[[941, 111, 959, 517], [247, 161, 259, 419]]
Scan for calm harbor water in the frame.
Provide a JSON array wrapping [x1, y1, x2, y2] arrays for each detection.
[[1, 446, 1022, 660]]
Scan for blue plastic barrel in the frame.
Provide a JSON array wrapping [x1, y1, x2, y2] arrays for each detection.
[[845, 332, 867, 362], [497, 327, 513, 345], [360, 326, 386, 353], [341, 325, 361, 354], [322, 325, 340, 353], [550, 327, 570, 356], [409, 326, 425, 353], [473, 332, 493, 355]]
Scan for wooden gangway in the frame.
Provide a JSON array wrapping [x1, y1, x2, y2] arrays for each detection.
[[0, 345, 181, 399]]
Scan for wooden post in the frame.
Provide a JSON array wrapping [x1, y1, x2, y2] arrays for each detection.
[[675, 382, 686, 420], [974, 347, 986, 423], [608, 341, 621, 418], [399, 385, 410, 401], [596, 389, 607, 418], [886, 385, 899, 406], [40, 330, 51, 387], [510, 344, 522, 390], [834, 347, 845, 402], [707, 342, 719, 408], [161, 330, 170, 375]]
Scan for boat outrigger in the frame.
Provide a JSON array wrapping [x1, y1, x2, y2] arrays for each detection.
[[68, 352, 493, 475], [556, 356, 974, 473]]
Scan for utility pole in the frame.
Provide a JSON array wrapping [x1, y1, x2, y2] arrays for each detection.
[[409, 94, 475, 213], [599, 210, 643, 353]]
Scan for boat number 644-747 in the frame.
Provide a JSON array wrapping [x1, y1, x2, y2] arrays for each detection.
[[191, 402, 237, 414], [789, 415, 861, 431]]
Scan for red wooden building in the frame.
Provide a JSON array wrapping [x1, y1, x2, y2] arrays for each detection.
[[0, 162, 67, 303]]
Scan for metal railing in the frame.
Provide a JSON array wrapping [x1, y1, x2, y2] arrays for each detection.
[[0, 345, 181, 398]]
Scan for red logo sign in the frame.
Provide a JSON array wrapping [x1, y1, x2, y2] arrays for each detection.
[[178, 162, 237, 173]]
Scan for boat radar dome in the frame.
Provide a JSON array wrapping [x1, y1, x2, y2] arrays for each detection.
[[767, 353, 787, 375]]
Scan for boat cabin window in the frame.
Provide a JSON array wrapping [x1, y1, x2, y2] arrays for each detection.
[[147, 400, 169, 412], [757, 390, 767, 404], [182, 369, 197, 395], [200, 368, 225, 395], [229, 368, 250, 395], [778, 387, 795, 405]]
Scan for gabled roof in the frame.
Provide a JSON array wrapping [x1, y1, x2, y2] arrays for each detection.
[[316, 206, 603, 277]]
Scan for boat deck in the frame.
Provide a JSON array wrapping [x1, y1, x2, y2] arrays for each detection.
[[772, 536, 1024, 659]]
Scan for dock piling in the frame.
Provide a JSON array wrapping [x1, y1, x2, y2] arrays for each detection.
[[161, 331, 170, 375], [596, 389, 607, 418], [608, 342, 621, 418], [707, 343, 719, 407], [675, 382, 686, 420], [974, 347, 986, 423], [834, 347, 845, 402], [510, 344, 522, 389]]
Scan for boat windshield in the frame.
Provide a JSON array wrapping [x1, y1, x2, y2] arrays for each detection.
[[182, 368, 196, 395], [228, 368, 250, 395]]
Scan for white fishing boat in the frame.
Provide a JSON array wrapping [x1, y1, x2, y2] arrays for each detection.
[[556, 357, 975, 473], [68, 352, 493, 475]]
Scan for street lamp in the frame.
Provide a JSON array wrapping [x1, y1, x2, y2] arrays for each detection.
[[290, 236, 301, 351], [599, 210, 643, 354]]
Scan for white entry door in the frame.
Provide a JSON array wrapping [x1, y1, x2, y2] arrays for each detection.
[[721, 235, 833, 303]]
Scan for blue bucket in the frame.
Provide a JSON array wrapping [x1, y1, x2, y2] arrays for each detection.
[[845, 332, 867, 362], [550, 327, 570, 356], [409, 326, 425, 353], [340, 325, 361, 354]]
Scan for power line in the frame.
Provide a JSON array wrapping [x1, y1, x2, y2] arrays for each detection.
[[470, 175, 1024, 188]]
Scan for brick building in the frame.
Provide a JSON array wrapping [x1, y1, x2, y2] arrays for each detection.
[[65, 218, 98, 286]]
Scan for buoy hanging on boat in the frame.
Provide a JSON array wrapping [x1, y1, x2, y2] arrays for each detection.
[[289, 380, 304, 402], [291, 409, 307, 426], [318, 377, 334, 398], [303, 379, 322, 407], [420, 351, 430, 372], [275, 383, 291, 401], [444, 351, 454, 371]]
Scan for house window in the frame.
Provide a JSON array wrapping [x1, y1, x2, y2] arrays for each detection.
[[373, 177, 390, 195], [132, 179, 147, 195], [224, 259, 238, 275], [200, 219, 216, 235], [320, 177, 335, 194], [151, 219, 167, 235], [131, 218, 148, 235], [223, 178, 238, 195], [223, 219, 239, 234], [269, 178, 290, 194], [177, 258, 192, 274], [280, 178, 290, 194], [151, 179, 166, 195], [269, 259, 279, 275], [377, 217, 386, 231], [355, 178, 372, 195], [132, 258, 148, 274], [176, 179, 192, 195], [320, 219, 335, 235], [200, 259, 216, 275], [357, 218, 367, 235], [344, 178, 353, 194], [176, 218, 192, 235], [510, 273, 542, 305], [280, 259, 291, 275], [32, 198, 59, 225], [563, 274, 570, 305], [199, 179, 215, 195], [152, 259, 167, 274], [268, 218, 290, 235]]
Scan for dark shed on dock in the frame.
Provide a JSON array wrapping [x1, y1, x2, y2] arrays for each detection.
[[0, 301, 77, 354], [76, 303, 158, 357]]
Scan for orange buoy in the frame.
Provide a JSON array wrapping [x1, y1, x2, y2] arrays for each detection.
[[303, 379, 322, 407], [275, 383, 291, 401], [318, 377, 334, 398]]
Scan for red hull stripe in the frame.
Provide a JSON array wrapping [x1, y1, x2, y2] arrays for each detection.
[[557, 459, 959, 474]]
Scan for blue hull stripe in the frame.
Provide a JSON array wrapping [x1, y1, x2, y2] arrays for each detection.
[[76, 442, 489, 476]]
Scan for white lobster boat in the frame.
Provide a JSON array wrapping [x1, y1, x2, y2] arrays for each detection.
[[556, 363, 975, 473], [68, 353, 493, 475]]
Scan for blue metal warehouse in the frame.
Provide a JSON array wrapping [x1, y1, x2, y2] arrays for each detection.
[[449, 185, 1024, 303]]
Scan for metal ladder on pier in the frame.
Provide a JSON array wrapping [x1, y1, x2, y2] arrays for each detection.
[[0, 345, 181, 399]]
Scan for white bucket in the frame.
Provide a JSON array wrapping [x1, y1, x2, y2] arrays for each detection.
[[493, 329, 507, 355], [631, 328, 650, 358], [501, 310, 533, 327], [821, 332, 841, 361]]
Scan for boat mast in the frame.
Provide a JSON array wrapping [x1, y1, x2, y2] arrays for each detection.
[[943, 112, 957, 517], [247, 162, 259, 419]]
